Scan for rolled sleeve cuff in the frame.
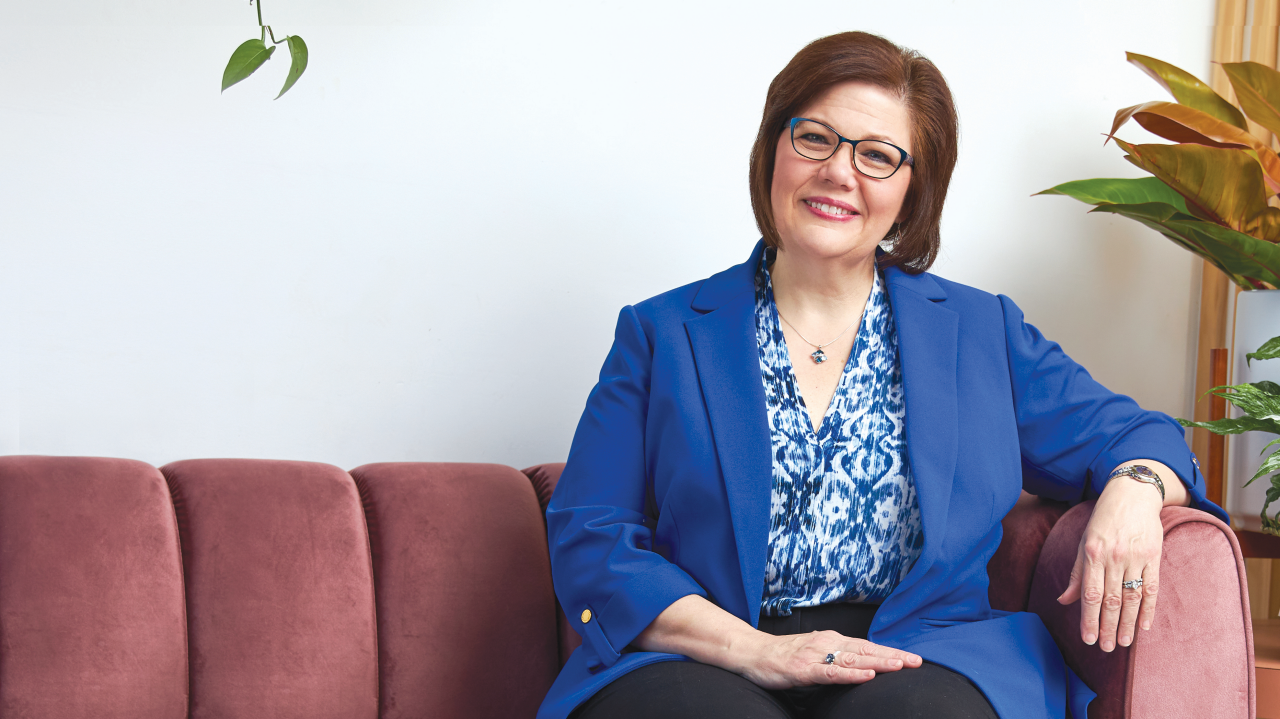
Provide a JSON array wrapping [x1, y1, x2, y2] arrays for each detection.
[[1089, 416, 1229, 525], [575, 562, 707, 671]]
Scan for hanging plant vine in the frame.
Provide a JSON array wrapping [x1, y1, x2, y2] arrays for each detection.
[[221, 0, 308, 99]]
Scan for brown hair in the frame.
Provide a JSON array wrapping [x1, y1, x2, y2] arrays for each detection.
[[748, 32, 958, 273]]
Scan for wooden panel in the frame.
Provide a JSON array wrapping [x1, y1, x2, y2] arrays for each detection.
[[1195, 0, 1248, 476], [1260, 664, 1280, 718], [1251, 0, 1280, 144], [1210, 348, 1229, 505]]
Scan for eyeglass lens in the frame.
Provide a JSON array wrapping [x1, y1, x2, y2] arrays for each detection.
[[791, 119, 905, 179]]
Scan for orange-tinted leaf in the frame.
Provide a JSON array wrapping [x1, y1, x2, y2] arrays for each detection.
[[1114, 139, 1280, 241], [1108, 101, 1280, 194], [1223, 62, 1280, 137], [1127, 52, 1248, 129]]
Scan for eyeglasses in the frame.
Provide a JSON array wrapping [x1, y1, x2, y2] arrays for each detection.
[[789, 117, 914, 179]]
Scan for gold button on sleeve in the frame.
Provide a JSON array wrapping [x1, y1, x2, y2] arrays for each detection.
[[580, 609, 592, 623]]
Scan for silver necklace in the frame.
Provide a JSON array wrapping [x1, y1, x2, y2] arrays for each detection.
[[775, 307, 863, 364]]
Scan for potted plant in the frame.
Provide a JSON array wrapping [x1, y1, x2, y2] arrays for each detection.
[[1039, 53, 1280, 524], [1179, 337, 1280, 532]]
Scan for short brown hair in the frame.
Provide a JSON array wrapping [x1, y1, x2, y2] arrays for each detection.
[[748, 32, 959, 274]]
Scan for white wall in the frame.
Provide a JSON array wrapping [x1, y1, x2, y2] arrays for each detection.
[[0, 0, 1214, 470]]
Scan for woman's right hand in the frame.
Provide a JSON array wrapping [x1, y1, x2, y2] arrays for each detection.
[[633, 595, 922, 691], [732, 629, 923, 690]]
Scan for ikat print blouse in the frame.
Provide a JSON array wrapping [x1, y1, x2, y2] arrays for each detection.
[[756, 253, 924, 616]]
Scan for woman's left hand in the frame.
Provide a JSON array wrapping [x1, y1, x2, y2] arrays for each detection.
[[1056, 460, 1185, 652]]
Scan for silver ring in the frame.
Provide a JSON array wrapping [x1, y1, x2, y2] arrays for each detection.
[[1122, 578, 1143, 590], [824, 651, 840, 665]]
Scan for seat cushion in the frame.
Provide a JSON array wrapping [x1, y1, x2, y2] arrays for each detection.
[[0, 456, 187, 719], [352, 462, 559, 719], [163, 459, 377, 719]]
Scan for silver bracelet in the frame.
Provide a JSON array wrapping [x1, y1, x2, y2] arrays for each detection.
[[1107, 464, 1165, 502]]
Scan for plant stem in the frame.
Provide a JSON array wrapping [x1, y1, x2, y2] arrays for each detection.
[[255, 0, 263, 28]]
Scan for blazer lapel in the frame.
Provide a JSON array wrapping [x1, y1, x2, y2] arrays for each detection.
[[684, 242, 772, 626], [877, 266, 959, 611], [681, 244, 961, 627]]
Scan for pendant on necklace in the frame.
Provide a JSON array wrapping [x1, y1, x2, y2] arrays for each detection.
[[810, 348, 828, 364]]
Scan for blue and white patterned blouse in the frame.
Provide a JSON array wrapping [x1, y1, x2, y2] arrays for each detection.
[[756, 252, 924, 617]]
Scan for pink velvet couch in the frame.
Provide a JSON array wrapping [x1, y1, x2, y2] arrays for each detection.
[[0, 456, 1255, 719]]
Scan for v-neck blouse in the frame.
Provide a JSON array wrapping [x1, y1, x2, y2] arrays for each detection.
[[755, 252, 924, 617]]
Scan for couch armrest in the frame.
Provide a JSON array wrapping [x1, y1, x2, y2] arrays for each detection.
[[522, 462, 583, 667], [1027, 501, 1253, 719]]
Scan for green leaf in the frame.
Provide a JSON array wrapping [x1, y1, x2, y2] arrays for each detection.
[[222, 38, 275, 92], [1167, 219, 1280, 288], [1223, 62, 1280, 138], [1127, 52, 1249, 130], [275, 35, 308, 100], [1248, 336, 1280, 366], [1084, 203, 1280, 288], [1253, 380, 1280, 395], [1177, 415, 1280, 435], [1263, 436, 1280, 455], [1114, 139, 1280, 241], [1087, 201, 1195, 223], [1036, 176, 1189, 212], [1264, 475, 1280, 530], [1209, 382, 1280, 420], [1247, 448, 1280, 486]]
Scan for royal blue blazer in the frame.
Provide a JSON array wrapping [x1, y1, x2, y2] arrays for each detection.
[[539, 240, 1227, 719]]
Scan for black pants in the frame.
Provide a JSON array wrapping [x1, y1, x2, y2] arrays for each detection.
[[571, 603, 998, 719]]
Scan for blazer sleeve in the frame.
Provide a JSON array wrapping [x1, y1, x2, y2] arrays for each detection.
[[999, 294, 1228, 523], [545, 305, 707, 671]]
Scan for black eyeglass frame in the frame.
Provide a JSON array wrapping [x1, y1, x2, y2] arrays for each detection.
[[788, 117, 914, 179]]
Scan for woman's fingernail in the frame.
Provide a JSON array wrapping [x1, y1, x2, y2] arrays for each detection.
[[1121, 635, 1131, 645], [890, 659, 901, 667], [1084, 633, 1096, 645], [1142, 621, 1151, 630]]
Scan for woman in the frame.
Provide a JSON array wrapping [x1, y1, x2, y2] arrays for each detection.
[[539, 31, 1226, 719]]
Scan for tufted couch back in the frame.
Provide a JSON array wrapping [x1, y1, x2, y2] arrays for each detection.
[[0, 457, 565, 719]]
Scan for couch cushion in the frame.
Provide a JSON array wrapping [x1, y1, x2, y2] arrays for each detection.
[[0, 456, 187, 719], [353, 462, 559, 719], [163, 459, 377, 719]]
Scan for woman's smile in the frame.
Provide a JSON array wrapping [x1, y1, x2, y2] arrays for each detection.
[[802, 196, 859, 221]]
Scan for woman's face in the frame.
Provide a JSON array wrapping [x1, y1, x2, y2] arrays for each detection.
[[770, 81, 914, 263]]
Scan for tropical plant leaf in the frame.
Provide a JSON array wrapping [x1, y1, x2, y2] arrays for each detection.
[[1254, 380, 1280, 395], [1266, 474, 1280, 517], [275, 35, 308, 100], [1177, 415, 1280, 435], [1264, 475, 1280, 535], [222, 38, 275, 92], [1247, 448, 1280, 486], [1223, 62, 1280, 138], [1114, 139, 1280, 241], [1264, 436, 1280, 455], [1127, 52, 1249, 129], [1085, 204, 1280, 287], [1089, 204, 1243, 277], [1169, 219, 1280, 288], [1208, 382, 1280, 420], [1036, 176, 1189, 211], [1107, 101, 1280, 194], [1249, 336, 1280, 366]]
